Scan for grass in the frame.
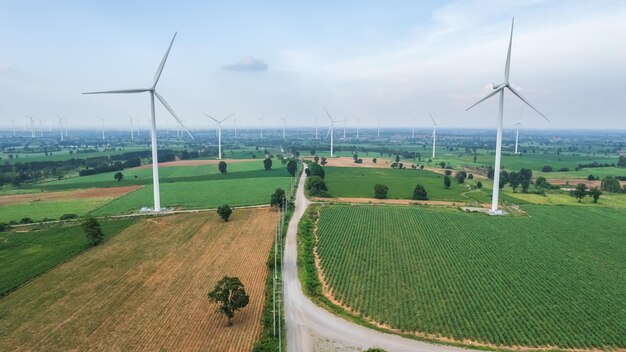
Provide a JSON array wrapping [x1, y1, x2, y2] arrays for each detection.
[[323, 166, 492, 203], [0, 219, 136, 296], [91, 177, 291, 215], [0, 198, 116, 224], [313, 204, 625, 349], [505, 189, 626, 208], [0, 146, 152, 164], [33, 160, 278, 191]]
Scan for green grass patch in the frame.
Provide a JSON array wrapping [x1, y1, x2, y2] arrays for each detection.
[[314, 204, 625, 349], [0, 198, 116, 224], [0, 219, 136, 296]]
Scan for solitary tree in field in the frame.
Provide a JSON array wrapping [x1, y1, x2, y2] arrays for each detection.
[[618, 155, 626, 168], [208, 276, 250, 326], [320, 157, 327, 165], [217, 204, 233, 221], [477, 181, 483, 189], [114, 172, 124, 182], [443, 175, 451, 189], [271, 188, 286, 209], [455, 171, 467, 184], [571, 183, 588, 202], [218, 161, 227, 174], [372, 158, 377, 164], [373, 184, 389, 199], [81, 216, 104, 246], [287, 159, 298, 177], [589, 187, 602, 203], [412, 184, 428, 200], [263, 157, 272, 171]]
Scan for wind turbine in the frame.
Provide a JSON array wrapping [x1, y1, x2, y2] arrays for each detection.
[[23, 115, 35, 138], [35, 118, 44, 137], [128, 113, 134, 141], [412, 117, 416, 139], [377, 117, 381, 137], [281, 117, 286, 140], [57, 114, 64, 141], [97, 117, 105, 140], [341, 117, 348, 140], [355, 117, 360, 139], [11, 120, 15, 137], [204, 113, 234, 159], [233, 115, 238, 138], [323, 107, 343, 157], [514, 121, 522, 154], [466, 18, 549, 215], [258, 118, 263, 138], [429, 112, 443, 159], [314, 115, 319, 139], [83, 33, 193, 212]]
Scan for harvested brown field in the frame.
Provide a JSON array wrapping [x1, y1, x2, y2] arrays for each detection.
[[303, 156, 392, 168], [0, 208, 279, 351], [0, 185, 141, 206], [137, 158, 256, 169]]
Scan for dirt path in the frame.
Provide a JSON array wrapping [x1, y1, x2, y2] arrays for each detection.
[[137, 158, 256, 169], [311, 196, 490, 208], [0, 186, 141, 206], [0, 209, 279, 351]]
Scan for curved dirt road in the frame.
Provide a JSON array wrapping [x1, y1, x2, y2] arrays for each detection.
[[283, 169, 472, 352]]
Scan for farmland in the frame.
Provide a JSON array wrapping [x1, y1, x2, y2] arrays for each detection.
[[0, 219, 136, 296], [0, 208, 279, 351], [312, 204, 626, 349], [322, 166, 494, 203]]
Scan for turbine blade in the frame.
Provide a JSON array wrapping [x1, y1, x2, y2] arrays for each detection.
[[465, 87, 504, 111], [326, 126, 331, 138], [153, 33, 177, 88], [203, 113, 219, 123], [428, 111, 436, 125], [505, 18, 514, 82], [323, 106, 333, 121], [83, 88, 150, 94], [507, 86, 549, 122], [154, 91, 195, 139], [221, 113, 235, 123]]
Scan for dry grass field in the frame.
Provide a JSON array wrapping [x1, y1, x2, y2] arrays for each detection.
[[0, 208, 279, 351]]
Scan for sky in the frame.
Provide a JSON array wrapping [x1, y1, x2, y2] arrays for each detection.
[[1, 0, 625, 131]]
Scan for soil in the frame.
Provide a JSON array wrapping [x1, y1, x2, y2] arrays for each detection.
[[0, 186, 141, 206]]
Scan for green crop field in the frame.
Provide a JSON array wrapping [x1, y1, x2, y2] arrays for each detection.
[[312, 205, 625, 349], [0, 147, 153, 164], [91, 177, 291, 215], [0, 198, 116, 224], [0, 219, 136, 296], [33, 160, 275, 191], [323, 166, 495, 203]]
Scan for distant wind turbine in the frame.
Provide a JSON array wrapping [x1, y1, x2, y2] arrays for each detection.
[[97, 117, 105, 140], [11, 120, 16, 137], [128, 113, 134, 141], [342, 117, 348, 140], [314, 115, 319, 139], [258, 118, 263, 138], [466, 18, 549, 215], [83, 33, 193, 212], [23, 115, 35, 138], [324, 107, 343, 157], [204, 113, 234, 159], [429, 112, 443, 159], [281, 117, 287, 140], [514, 121, 522, 154], [57, 114, 64, 141], [412, 117, 416, 139], [355, 117, 360, 139], [377, 117, 381, 137]]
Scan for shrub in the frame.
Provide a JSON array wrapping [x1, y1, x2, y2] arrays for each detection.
[[542, 165, 553, 172], [412, 184, 428, 200], [373, 184, 389, 199], [60, 213, 78, 220], [455, 171, 467, 184], [20, 217, 33, 224], [218, 161, 227, 174], [477, 181, 483, 189], [216, 204, 233, 222]]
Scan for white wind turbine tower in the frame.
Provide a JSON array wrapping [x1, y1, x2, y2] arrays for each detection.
[[23, 115, 35, 138], [377, 117, 381, 137], [466, 18, 549, 215], [97, 117, 105, 140], [412, 117, 416, 139], [341, 117, 348, 140], [35, 118, 44, 137], [233, 115, 238, 138], [355, 117, 360, 139], [258, 118, 263, 138], [323, 107, 342, 157], [83, 33, 194, 212], [128, 114, 135, 141], [11, 120, 16, 137], [281, 117, 286, 140], [57, 114, 64, 141], [514, 121, 522, 154], [204, 113, 234, 160], [429, 112, 443, 159], [314, 116, 319, 139]]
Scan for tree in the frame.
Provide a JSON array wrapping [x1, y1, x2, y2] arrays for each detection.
[[353, 153, 359, 162], [308, 163, 325, 179], [395, 155, 400, 163], [81, 216, 104, 246], [270, 188, 286, 208], [372, 158, 377, 164], [542, 165, 553, 172], [216, 204, 233, 221], [287, 159, 297, 177], [455, 171, 467, 184], [208, 276, 250, 326], [412, 184, 428, 200], [589, 187, 602, 203], [571, 183, 588, 202], [320, 157, 327, 165], [508, 171, 520, 192], [439, 161, 446, 168], [306, 176, 329, 196], [263, 157, 272, 171], [313, 155, 319, 164], [114, 172, 124, 182], [373, 184, 389, 199], [310, 149, 316, 156], [477, 181, 483, 189], [618, 155, 626, 168], [218, 161, 227, 174], [443, 175, 451, 189], [601, 176, 622, 193]]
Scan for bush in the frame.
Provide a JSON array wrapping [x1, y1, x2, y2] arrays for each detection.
[[477, 181, 483, 188], [20, 217, 33, 224], [218, 161, 227, 174], [0, 223, 7, 232], [455, 171, 467, 184], [542, 165, 553, 172], [60, 213, 78, 220], [443, 175, 451, 189], [373, 184, 389, 199]]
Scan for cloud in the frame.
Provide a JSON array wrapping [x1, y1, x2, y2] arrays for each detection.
[[222, 56, 268, 72]]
